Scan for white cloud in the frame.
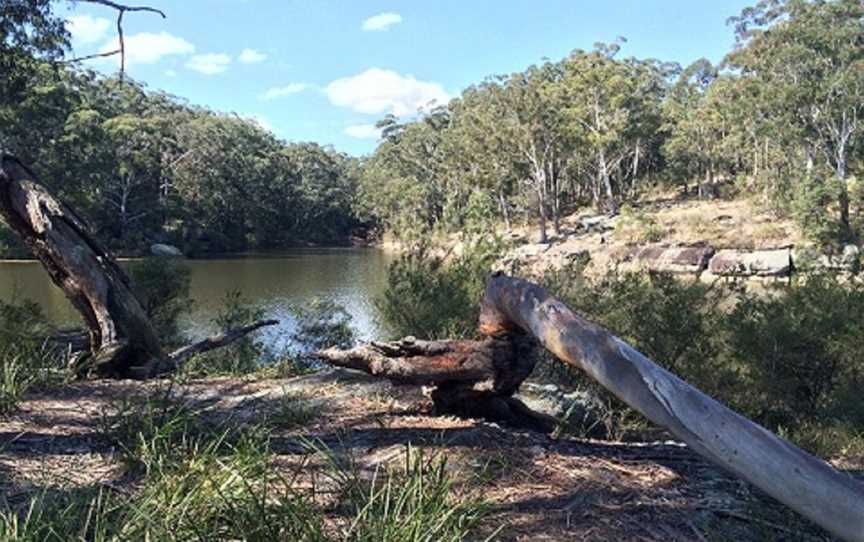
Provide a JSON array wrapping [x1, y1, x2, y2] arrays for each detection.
[[186, 53, 231, 75], [67, 14, 111, 44], [325, 68, 449, 116], [164, 69, 177, 77], [97, 32, 195, 65], [344, 124, 382, 140], [362, 12, 402, 31], [238, 48, 267, 64], [258, 83, 308, 100]]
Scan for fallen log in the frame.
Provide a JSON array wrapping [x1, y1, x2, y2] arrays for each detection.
[[318, 336, 556, 432], [479, 272, 864, 542], [0, 155, 275, 378]]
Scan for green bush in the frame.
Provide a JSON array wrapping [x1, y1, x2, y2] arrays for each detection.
[[532, 264, 864, 455], [0, 297, 58, 416], [376, 237, 502, 340], [727, 274, 864, 434], [183, 290, 265, 376], [128, 257, 192, 345], [791, 175, 843, 246], [290, 298, 355, 352]]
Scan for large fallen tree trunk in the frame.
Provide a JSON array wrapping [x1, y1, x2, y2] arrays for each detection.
[[478, 273, 864, 542], [319, 273, 864, 541], [318, 335, 557, 432], [0, 155, 275, 378]]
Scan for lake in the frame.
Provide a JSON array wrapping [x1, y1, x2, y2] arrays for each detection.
[[0, 249, 393, 353]]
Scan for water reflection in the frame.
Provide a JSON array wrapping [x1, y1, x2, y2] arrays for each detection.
[[0, 249, 393, 350]]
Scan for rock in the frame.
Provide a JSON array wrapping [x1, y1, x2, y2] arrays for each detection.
[[517, 383, 606, 439], [150, 243, 183, 258], [580, 214, 616, 232], [820, 244, 860, 272], [708, 248, 791, 277], [624, 244, 714, 274], [512, 243, 552, 259]]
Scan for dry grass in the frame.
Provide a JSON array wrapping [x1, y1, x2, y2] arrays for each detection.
[[1, 370, 858, 540]]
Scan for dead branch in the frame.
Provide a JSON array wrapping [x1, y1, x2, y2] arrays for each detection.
[[66, 1, 167, 82], [158, 319, 279, 375], [318, 335, 554, 431]]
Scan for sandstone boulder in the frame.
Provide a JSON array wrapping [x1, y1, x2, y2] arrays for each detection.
[[708, 248, 791, 277], [150, 243, 184, 258]]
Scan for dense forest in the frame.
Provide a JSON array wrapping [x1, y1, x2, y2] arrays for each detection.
[[2, 2, 361, 256], [360, 0, 864, 248], [3, 0, 863, 255]]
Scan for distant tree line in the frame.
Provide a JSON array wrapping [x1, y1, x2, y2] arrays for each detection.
[[360, 0, 864, 247], [3, 0, 863, 255], [1, 1, 361, 256]]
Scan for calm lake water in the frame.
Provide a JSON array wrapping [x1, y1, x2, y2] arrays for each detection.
[[0, 249, 392, 353]]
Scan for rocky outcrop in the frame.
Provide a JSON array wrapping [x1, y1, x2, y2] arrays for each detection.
[[517, 383, 606, 439], [150, 243, 184, 257], [623, 244, 715, 274], [794, 244, 861, 272], [707, 248, 792, 277]]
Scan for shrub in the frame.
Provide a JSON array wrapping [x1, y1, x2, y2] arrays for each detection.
[[128, 257, 191, 345], [377, 237, 502, 340], [290, 298, 355, 353], [726, 273, 864, 434], [613, 204, 667, 244], [183, 290, 265, 376], [791, 175, 843, 247], [0, 297, 58, 416]]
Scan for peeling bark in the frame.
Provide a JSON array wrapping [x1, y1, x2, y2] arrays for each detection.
[[480, 272, 864, 542]]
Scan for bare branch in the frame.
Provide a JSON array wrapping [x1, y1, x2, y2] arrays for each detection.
[[67, 1, 167, 82], [156, 319, 280, 375]]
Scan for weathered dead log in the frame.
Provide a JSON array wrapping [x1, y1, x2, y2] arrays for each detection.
[[480, 272, 864, 542], [0, 156, 163, 377], [0, 155, 275, 378], [318, 336, 555, 431]]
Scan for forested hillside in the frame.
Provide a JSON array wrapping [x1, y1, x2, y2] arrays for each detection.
[[3, 0, 862, 256], [1, 4, 361, 256], [360, 0, 864, 249]]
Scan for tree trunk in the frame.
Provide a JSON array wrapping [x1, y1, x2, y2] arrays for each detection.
[[479, 273, 864, 542], [0, 156, 163, 377], [536, 187, 548, 244], [497, 190, 511, 232], [317, 336, 554, 432], [0, 155, 276, 379], [599, 149, 618, 214], [836, 147, 851, 240]]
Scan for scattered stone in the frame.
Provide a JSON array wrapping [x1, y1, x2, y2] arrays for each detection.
[[708, 248, 791, 277], [518, 383, 606, 439], [149, 243, 183, 257], [580, 215, 616, 232], [624, 244, 715, 274]]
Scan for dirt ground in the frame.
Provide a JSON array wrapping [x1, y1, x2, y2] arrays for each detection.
[[1, 369, 858, 541]]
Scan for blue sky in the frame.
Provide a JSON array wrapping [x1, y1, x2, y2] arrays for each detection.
[[59, 0, 754, 156]]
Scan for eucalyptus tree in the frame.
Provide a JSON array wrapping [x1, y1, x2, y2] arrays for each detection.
[[727, 0, 864, 239], [469, 63, 572, 243], [559, 44, 668, 213], [358, 108, 455, 239]]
